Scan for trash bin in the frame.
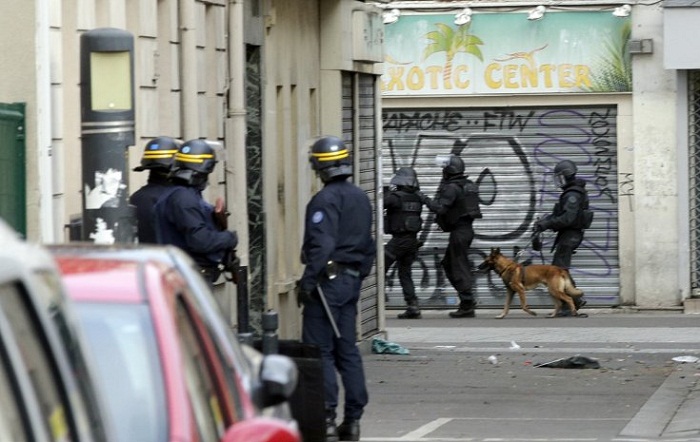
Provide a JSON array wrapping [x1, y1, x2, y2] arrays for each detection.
[[255, 339, 326, 442]]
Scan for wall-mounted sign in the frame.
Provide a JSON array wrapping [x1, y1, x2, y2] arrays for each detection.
[[382, 11, 631, 96], [353, 9, 384, 63]]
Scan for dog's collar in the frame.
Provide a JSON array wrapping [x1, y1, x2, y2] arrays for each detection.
[[496, 261, 520, 278]]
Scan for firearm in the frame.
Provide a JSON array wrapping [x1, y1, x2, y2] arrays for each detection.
[[213, 197, 239, 284]]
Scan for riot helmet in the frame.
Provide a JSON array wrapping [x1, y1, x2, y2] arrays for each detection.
[[133, 136, 180, 172], [170, 139, 218, 189], [309, 136, 352, 183], [435, 154, 465, 177], [553, 159, 577, 188], [390, 167, 420, 190]]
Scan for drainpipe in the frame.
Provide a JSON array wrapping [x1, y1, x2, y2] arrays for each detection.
[[180, 0, 198, 138], [227, 0, 250, 332], [36, 0, 53, 242]]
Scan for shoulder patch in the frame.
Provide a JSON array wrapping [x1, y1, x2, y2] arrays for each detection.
[[312, 211, 324, 224], [566, 194, 579, 204]]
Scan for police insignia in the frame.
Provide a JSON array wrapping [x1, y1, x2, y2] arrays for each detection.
[[312, 211, 324, 223]]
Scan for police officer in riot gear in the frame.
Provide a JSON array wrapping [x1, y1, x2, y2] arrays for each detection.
[[298, 135, 375, 442], [153, 139, 238, 285], [384, 167, 424, 319], [129, 136, 180, 244], [419, 154, 482, 318], [534, 159, 593, 316]]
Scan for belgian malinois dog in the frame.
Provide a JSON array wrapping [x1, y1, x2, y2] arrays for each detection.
[[479, 247, 584, 319]]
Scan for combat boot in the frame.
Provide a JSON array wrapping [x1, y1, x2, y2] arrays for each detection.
[[326, 417, 339, 441], [337, 419, 361, 441], [397, 301, 421, 319], [449, 299, 475, 318], [326, 410, 339, 442]]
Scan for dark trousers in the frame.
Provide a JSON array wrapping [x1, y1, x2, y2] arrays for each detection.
[[552, 229, 584, 269], [385, 234, 420, 305], [301, 272, 368, 421], [442, 223, 475, 304], [552, 229, 584, 311]]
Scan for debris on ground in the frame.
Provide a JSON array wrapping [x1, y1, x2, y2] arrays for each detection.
[[534, 355, 601, 369], [672, 355, 699, 363], [372, 337, 410, 355]]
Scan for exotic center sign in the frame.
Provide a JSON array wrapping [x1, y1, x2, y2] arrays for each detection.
[[381, 11, 631, 96]]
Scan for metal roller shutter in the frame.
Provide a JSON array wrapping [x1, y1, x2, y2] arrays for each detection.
[[382, 105, 620, 309], [342, 73, 380, 338]]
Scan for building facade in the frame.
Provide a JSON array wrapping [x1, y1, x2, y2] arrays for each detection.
[[378, 0, 697, 311], [0, 0, 386, 338]]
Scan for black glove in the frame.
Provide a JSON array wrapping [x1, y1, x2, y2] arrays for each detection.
[[295, 281, 316, 307], [222, 249, 240, 284], [533, 220, 545, 233], [416, 191, 429, 205]]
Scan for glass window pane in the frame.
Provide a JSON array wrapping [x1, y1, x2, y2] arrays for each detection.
[[76, 303, 167, 442], [176, 298, 226, 440], [0, 282, 74, 442], [0, 341, 30, 442]]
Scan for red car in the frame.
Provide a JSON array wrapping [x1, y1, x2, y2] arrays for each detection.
[[52, 245, 300, 442]]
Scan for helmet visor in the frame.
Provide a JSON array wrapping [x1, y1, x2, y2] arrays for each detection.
[[435, 155, 452, 168], [553, 172, 567, 188]]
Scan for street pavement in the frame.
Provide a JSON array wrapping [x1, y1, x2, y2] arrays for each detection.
[[359, 307, 700, 442]]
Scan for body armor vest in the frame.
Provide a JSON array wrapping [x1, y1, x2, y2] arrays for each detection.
[[385, 190, 423, 234], [554, 184, 594, 229], [436, 180, 482, 232]]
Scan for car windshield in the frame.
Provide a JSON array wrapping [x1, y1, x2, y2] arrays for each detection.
[[76, 303, 167, 442]]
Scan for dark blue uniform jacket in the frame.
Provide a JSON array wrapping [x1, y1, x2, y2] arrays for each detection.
[[129, 173, 172, 244], [154, 185, 237, 269], [300, 180, 375, 294]]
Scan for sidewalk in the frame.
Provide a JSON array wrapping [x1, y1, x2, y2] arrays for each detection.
[[364, 307, 700, 441]]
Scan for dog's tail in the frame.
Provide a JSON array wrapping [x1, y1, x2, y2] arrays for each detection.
[[564, 272, 584, 297]]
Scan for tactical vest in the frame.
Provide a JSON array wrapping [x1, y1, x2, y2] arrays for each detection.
[[436, 180, 482, 232], [384, 190, 423, 234], [555, 185, 594, 229]]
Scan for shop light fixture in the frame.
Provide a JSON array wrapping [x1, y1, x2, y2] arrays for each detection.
[[383, 8, 401, 25], [528, 5, 546, 20], [454, 8, 473, 25], [613, 4, 631, 17]]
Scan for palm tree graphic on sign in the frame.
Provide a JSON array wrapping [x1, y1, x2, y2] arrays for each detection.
[[422, 22, 484, 88]]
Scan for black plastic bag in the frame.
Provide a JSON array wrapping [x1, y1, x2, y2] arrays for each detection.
[[534, 355, 600, 369]]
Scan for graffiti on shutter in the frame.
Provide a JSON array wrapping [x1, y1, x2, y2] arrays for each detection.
[[382, 105, 620, 308]]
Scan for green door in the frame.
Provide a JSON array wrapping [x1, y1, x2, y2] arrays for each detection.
[[0, 103, 26, 236]]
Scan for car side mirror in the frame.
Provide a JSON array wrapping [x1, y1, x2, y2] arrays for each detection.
[[222, 416, 299, 442], [259, 354, 298, 408]]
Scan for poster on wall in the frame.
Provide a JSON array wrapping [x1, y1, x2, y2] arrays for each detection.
[[382, 11, 632, 96]]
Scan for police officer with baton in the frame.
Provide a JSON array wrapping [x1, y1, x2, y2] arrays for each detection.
[[297, 135, 375, 442]]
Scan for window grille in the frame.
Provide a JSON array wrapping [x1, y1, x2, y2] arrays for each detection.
[[689, 70, 700, 291]]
